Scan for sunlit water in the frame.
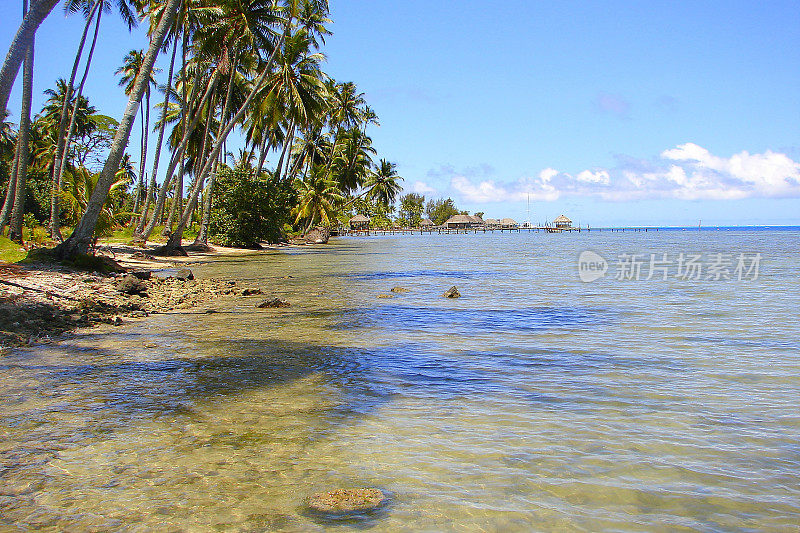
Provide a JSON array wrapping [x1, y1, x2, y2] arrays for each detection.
[[2, 230, 799, 531]]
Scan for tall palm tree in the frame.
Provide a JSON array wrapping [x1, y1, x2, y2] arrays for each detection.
[[116, 49, 158, 219], [56, 0, 182, 259], [330, 127, 375, 193], [6, 0, 35, 243], [365, 159, 403, 205]]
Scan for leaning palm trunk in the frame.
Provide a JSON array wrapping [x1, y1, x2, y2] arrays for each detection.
[[8, 11, 34, 244], [0, 0, 59, 121], [50, 0, 102, 239], [55, 0, 182, 259], [141, 67, 220, 240], [135, 33, 179, 237], [53, 6, 103, 237], [0, 143, 21, 230], [192, 158, 218, 246], [164, 54, 281, 249]]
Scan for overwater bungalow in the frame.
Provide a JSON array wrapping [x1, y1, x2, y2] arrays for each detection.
[[501, 218, 518, 229], [484, 218, 501, 229], [553, 214, 572, 229], [420, 218, 435, 229], [349, 214, 371, 230], [445, 214, 478, 229]]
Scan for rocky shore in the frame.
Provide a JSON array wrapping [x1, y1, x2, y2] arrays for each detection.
[[0, 255, 239, 352]]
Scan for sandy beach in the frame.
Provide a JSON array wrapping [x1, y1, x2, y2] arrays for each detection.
[[0, 243, 289, 351]]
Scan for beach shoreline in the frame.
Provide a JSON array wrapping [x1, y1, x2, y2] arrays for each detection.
[[0, 242, 290, 352]]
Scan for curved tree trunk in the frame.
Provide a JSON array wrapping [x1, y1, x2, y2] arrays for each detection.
[[50, 0, 102, 240], [135, 33, 179, 237], [8, 4, 34, 244], [55, 6, 102, 214], [0, 0, 59, 121], [141, 67, 219, 240], [55, 0, 182, 260], [0, 142, 21, 230]]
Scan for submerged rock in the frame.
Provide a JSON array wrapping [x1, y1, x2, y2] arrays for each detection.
[[257, 298, 290, 308], [377, 294, 393, 299], [390, 286, 409, 293], [241, 288, 262, 296], [443, 286, 460, 298], [307, 488, 387, 514]]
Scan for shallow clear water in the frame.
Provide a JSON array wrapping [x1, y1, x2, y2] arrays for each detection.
[[2, 230, 799, 531]]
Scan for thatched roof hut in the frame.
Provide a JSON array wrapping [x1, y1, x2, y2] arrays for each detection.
[[484, 218, 500, 228], [553, 214, 572, 228], [445, 214, 475, 228], [500, 218, 518, 228], [468, 215, 484, 225], [420, 218, 434, 227], [349, 214, 371, 229]]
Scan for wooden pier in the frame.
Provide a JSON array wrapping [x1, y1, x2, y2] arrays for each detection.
[[334, 225, 660, 236]]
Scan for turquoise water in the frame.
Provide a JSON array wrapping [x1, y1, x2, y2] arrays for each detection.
[[1, 230, 799, 530]]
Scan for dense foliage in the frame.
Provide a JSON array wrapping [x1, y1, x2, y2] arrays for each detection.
[[210, 166, 295, 247]]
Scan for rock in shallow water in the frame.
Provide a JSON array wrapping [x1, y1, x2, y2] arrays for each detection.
[[443, 286, 460, 298], [307, 488, 387, 514], [390, 286, 409, 293], [257, 298, 290, 308]]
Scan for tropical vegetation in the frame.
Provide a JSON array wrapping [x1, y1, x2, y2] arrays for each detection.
[[1, 0, 419, 257]]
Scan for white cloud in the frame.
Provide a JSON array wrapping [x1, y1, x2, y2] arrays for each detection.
[[576, 169, 610, 185], [445, 143, 800, 204], [411, 181, 437, 195]]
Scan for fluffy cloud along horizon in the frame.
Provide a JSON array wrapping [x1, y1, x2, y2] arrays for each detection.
[[445, 143, 800, 204]]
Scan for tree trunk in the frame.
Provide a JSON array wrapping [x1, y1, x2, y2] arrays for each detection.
[[135, 32, 179, 237], [55, 0, 182, 259], [50, 0, 101, 240], [141, 67, 219, 240], [0, 0, 59, 121], [0, 141, 21, 230], [193, 159, 217, 245], [274, 118, 295, 182], [164, 34, 286, 250], [163, 167, 182, 233], [54, 5, 103, 233], [8, 3, 34, 244]]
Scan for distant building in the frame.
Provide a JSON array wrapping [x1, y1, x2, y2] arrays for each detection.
[[445, 214, 477, 229], [500, 218, 518, 229], [484, 218, 501, 229], [349, 214, 370, 230], [420, 218, 435, 228], [553, 214, 572, 229]]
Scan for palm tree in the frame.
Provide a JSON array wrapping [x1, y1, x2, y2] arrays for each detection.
[[330, 127, 375, 193], [365, 159, 403, 205], [292, 164, 343, 232], [6, 0, 35, 243], [267, 29, 327, 181], [116, 49, 158, 221], [56, 0, 183, 259]]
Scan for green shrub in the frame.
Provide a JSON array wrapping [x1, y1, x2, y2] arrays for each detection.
[[210, 167, 296, 247]]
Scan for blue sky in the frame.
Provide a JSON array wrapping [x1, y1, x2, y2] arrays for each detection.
[[2, 0, 799, 226]]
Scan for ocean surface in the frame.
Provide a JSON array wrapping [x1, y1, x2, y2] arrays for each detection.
[[1, 230, 799, 531]]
